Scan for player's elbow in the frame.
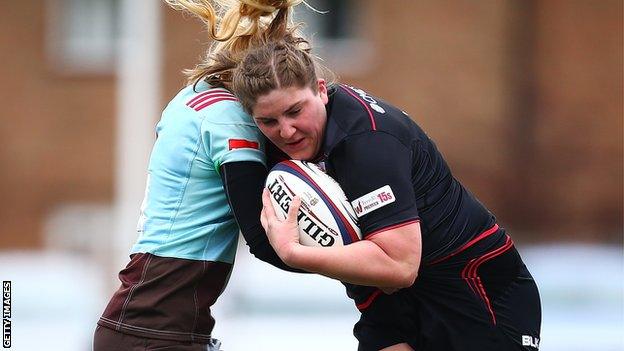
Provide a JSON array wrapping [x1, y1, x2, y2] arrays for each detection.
[[395, 267, 417, 288], [384, 264, 417, 288], [393, 257, 419, 288]]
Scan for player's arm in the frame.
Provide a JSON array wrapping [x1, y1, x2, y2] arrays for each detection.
[[220, 161, 305, 273], [262, 191, 420, 287], [203, 101, 304, 272], [261, 132, 422, 288]]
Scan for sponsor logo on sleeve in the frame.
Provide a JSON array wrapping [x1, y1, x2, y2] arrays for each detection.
[[351, 185, 395, 218]]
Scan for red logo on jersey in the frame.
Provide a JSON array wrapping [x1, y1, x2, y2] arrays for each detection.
[[229, 139, 259, 150]]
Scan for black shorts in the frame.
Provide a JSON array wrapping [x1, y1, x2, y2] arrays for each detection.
[[354, 231, 541, 351]]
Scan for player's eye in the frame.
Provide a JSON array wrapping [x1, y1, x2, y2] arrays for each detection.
[[258, 119, 277, 126], [286, 107, 301, 117]]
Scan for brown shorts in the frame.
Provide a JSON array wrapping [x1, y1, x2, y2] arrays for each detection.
[[93, 325, 220, 351]]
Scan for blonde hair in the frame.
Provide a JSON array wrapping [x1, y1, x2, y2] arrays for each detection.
[[164, 0, 306, 88]]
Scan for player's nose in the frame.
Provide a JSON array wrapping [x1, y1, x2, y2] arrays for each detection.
[[279, 121, 297, 139]]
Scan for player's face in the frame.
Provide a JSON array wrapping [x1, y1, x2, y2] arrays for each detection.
[[251, 79, 329, 160]]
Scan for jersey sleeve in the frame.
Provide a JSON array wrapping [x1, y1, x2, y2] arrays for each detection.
[[329, 132, 420, 238], [201, 101, 267, 171], [220, 161, 305, 272]]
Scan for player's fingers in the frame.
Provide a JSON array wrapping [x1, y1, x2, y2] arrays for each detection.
[[287, 196, 301, 223], [262, 188, 277, 221]]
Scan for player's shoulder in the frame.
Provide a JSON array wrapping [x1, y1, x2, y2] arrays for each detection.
[[181, 84, 240, 111], [330, 84, 413, 137], [167, 82, 249, 122], [327, 84, 426, 156], [183, 86, 239, 112]]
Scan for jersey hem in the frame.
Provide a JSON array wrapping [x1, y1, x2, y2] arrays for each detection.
[[364, 219, 420, 239], [97, 318, 212, 344]]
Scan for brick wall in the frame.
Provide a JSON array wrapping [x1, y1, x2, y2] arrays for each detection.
[[0, 1, 621, 248], [0, 1, 114, 247]]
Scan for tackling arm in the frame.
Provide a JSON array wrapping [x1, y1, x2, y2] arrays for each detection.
[[221, 161, 305, 272]]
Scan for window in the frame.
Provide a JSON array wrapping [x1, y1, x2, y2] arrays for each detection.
[[46, 0, 120, 74], [294, 0, 372, 75]]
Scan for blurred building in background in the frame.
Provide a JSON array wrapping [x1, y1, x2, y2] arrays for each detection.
[[1, 0, 621, 250]]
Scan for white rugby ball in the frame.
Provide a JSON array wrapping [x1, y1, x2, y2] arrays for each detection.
[[265, 160, 361, 247]]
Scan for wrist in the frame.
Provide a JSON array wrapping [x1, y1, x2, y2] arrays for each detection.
[[278, 241, 300, 267]]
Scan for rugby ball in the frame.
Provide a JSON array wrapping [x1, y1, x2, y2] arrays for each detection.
[[265, 160, 361, 247]]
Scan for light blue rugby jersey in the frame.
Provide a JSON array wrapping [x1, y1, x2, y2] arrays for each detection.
[[131, 81, 266, 263]]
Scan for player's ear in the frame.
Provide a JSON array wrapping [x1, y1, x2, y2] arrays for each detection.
[[317, 79, 328, 104]]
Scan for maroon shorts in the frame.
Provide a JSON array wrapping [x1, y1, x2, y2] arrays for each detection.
[[93, 325, 219, 351], [97, 253, 233, 343]]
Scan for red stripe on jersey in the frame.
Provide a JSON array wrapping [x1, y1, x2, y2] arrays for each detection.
[[339, 85, 377, 131], [428, 224, 500, 265], [187, 88, 233, 106], [193, 97, 239, 111], [189, 92, 236, 108], [228, 139, 259, 150], [186, 89, 238, 111]]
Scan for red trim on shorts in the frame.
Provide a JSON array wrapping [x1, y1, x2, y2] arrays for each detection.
[[356, 289, 383, 311], [339, 85, 377, 131], [427, 224, 500, 265], [364, 219, 420, 239], [461, 235, 514, 325]]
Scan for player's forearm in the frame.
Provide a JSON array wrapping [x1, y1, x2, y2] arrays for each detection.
[[221, 161, 303, 272], [282, 239, 417, 288]]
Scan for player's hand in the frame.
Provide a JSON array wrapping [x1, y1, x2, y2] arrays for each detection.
[[261, 188, 301, 263]]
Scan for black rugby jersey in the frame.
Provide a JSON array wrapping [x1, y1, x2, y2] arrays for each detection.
[[319, 85, 496, 308]]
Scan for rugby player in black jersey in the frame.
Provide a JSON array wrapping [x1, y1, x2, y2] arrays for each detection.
[[230, 39, 542, 351]]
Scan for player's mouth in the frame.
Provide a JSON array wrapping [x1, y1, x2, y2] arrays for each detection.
[[284, 138, 306, 151]]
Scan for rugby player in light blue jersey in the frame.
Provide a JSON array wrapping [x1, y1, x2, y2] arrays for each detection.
[[94, 1, 306, 350]]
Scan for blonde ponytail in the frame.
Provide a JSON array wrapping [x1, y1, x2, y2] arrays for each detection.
[[165, 0, 307, 88]]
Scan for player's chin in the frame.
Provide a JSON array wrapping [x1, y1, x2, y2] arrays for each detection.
[[285, 148, 313, 161], [288, 144, 319, 161]]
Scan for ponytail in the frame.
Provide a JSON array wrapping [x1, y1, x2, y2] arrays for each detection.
[[164, 0, 305, 88]]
